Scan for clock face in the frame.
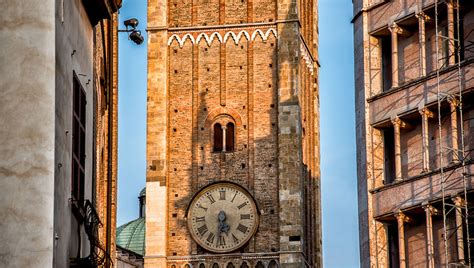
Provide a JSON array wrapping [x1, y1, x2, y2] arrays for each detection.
[[187, 182, 259, 253]]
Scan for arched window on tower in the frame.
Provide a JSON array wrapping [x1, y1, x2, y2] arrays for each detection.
[[213, 122, 235, 152], [255, 262, 264, 268], [227, 263, 235, 268], [213, 123, 223, 152], [212, 263, 220, 268], [226, 122, 234, 152]]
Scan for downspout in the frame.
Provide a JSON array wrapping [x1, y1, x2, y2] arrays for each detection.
[[105, 17, 114, 268]]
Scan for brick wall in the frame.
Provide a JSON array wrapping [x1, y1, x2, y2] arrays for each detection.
[[146, 0, 320, 265]]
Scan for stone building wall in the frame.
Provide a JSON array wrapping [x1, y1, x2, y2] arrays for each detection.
[[354, 0, 474, 267], [0, 0, 119, 267], [0, 1, 56, 267], [146, 0, 320, 266]]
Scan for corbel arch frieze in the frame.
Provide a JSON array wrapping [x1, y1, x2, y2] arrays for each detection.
[[167, 28, 277, 48]]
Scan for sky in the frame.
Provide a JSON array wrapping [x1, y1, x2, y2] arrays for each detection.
[[117, 0, 359, 266]]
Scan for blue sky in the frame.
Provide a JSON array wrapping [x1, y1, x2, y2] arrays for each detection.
[[117, 0, 359, 266]]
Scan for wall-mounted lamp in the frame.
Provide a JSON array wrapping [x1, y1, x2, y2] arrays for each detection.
[[119, 18, 144, 45]]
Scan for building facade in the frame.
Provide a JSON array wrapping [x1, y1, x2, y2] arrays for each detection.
[[0, 0, 120, 267], [354, 0, 474, 267], [145, 0, 321, 266]]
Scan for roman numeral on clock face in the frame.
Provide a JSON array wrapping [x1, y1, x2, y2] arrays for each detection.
[[237, 223, 248, 233], [219, 189, 226, 200], [217, 235, 226, 246], [232, 233, 239, 244], [237, 202, 247, 210], [197, 225, 208, 236], [195, 216, 205, 222], [241, 214, 251, 220], [207, 194, 216, 204], [207, 232, 215, 243]]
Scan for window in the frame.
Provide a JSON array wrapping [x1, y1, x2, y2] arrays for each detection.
[[226, 122, 234, 151], [381, 36, 392, 92], [268, 261, 278, 268], [72, 74, 86, 201], [255, 262, 264, 268], [383, 128, 395, 184], [387, 223, 399, 268], [213, 122, 235, 152], [212, 264, 219, 268], [214, 123, 223, 152], [227, 263, 235, 268]]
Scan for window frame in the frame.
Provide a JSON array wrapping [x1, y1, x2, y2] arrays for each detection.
[[71, 73, 87, 202]]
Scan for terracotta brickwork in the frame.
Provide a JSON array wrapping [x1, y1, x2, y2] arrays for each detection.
[[94, 14, 120, 267], [146, 0, 320, 266]]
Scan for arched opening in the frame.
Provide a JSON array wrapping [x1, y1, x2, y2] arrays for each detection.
[[268, 260, 278, 268], [199, 264, 206, 268], [184, 264, 191, 268], [255, 262, 264, 268], [212, 263, 220, 268], [226, 263, 235, 268], [226, 122, 234, 152], [240, 262, 249, 268], [213, 123, 223, 152]]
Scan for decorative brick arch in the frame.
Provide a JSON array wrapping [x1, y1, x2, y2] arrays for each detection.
[[204, 107, 243, 128]]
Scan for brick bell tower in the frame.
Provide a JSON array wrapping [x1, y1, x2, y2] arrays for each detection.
[[145, 0, 321, 266]]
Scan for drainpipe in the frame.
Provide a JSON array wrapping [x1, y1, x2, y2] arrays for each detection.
[[105, 17, 114, 268]]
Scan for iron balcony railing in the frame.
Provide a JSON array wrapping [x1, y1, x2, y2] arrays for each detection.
[[70, 199, 113, 268]]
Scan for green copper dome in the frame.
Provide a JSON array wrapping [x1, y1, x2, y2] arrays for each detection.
[[116, 188, 146, 256], [116, 217, 145, 256]]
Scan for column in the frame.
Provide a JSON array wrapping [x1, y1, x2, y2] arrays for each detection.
[[419, 107, 434, 172], [222, 125, 227, 152], [389, 23, 404, 87], [392, 117, 408, 181], [423, 204, 438, 268], [453, 196, 465, 264], [396, 211, 412, 268], [448, 96, 460, 163], [416, 12, 430, 77], [447, 1, 456, 65]]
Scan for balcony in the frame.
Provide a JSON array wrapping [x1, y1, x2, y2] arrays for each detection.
[[370, 161, 474, 218], [368, 59, 474, 127]]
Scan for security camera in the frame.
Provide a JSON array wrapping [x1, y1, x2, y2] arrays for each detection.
[[119, 18, 144, 45], [129, 30, 144, 45], [124, 18, 139, 29]]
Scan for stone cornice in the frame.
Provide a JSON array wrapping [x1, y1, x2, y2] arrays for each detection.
[[147, 19, 300, 32]]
